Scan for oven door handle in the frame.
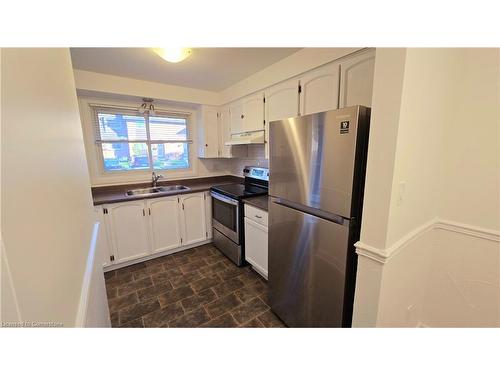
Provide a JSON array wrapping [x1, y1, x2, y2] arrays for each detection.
[[210, 191, 239, 206]]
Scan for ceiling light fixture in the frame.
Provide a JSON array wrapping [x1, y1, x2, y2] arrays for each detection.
[[153, 48, 192, 63], [138, 98, 155, 116]]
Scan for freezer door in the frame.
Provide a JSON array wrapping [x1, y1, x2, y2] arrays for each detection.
[[268, 198, 350, 327], [269, 106, 364, 218]]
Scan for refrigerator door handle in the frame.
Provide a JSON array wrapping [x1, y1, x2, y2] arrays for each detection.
[[271, 197, 350, 227]]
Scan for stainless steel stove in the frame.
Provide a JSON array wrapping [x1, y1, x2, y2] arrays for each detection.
[[210, 166, 269, 266]]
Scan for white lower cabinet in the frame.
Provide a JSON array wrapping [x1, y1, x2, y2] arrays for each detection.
[[179, 192, 207, 246], [244, 204, 268, 279], [204, 191, 213, 240], [147, 196, 181, 254], [105, 200, 150, 263], [102, 191, 210, 267]]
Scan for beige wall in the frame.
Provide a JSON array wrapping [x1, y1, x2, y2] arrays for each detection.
[[358, 48, 407, 251], [1, 48, 95, 327], [385, 48, 460, 245], [439, 49, 500, 230], [353, 48, 500, 327]]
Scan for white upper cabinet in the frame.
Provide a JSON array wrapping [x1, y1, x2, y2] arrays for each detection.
[[147, 196, 181, 253], [339, 49, 376, 108], [299, 62, 340, 116], [179, 192, 207, 246], [105, 201, 150, 263], [219, 105, 248, 158], [265, 79, 300, 158], [229, 100, 244, 134], [197, 105, 219, 158], [241, 91, 265, 133], [266, 79, 300, 122], [219, 105, 232, 157]]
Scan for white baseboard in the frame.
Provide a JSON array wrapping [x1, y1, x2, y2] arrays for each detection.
[[103, 239, 212, 272]]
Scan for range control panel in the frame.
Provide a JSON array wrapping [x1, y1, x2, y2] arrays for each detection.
[[243, 166, 269, 181]]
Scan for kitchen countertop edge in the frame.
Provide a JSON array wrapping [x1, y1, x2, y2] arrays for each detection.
[[92, 175, 243, 206], [243, 195, 269, 212]]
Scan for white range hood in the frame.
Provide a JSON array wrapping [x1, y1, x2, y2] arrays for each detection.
[[225, 130, 265, 145]]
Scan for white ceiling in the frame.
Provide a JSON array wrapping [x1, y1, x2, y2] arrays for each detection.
[[70, 48, 301, 91]]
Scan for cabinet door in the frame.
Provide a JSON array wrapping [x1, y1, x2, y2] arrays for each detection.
[[339, 50, 375, 108], [198, 106, 219, 158], [147, 196, 181, 253], [219, 105, 232, 157], [229, 100, 244, 134], [300, 62, 340, 115], [105, 201, 150, 263], [265, 79, 300, 159], [244, 217, 268, 279], [242, 92, 264, 132], [219, 106, 248, 158], [96, 206, 113, 267], [266, 79, 300, 122], [204, 191, 213, 239], [179, 192, 207, 246]]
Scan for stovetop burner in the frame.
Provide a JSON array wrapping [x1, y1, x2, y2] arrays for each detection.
[[210, 183, 268, 200], [210, 166, 269, 201]]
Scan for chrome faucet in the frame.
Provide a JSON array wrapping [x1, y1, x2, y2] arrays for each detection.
[[152, 171, 164, 187]]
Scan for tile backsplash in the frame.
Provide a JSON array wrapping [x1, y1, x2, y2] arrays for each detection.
[[229, 144, 268, 176]]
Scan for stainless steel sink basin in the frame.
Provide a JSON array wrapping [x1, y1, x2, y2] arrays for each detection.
[[126, 185, 190, 196], [159, 185, 190, 192]]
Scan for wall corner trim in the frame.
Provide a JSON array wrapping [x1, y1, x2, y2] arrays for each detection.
[[75, 221, 100, 327], [356, 217, 500, 264]]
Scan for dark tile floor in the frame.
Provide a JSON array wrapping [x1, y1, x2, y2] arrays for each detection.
[[104, 244, 286, 328]]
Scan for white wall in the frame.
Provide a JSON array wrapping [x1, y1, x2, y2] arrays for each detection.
[[439, 49, 500, 231], [384, 49, 459, 245], [353, 48, 500, 327], [422, 48, 500, 327], [74, 69, 220, 105], [73, 48, 362, 107], [1, 48, 100, 327]]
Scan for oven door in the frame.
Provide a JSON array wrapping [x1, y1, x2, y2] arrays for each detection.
[[211, 191, 240, 243]]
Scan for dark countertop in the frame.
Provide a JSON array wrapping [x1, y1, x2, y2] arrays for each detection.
[[243, 195, 269, 212], [92, 175, 243, 206]]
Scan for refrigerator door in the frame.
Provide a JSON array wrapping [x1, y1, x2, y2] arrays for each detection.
[[269, 106, 364, 218], [268, 197, 350, 327]]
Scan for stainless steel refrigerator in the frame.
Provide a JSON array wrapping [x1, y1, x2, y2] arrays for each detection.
[[268, 106, 370, 327]]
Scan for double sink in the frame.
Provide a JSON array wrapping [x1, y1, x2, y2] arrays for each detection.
[[126, 185, 190, 197]]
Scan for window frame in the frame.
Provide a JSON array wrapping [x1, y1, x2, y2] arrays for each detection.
[[92, 105, 194, 175]]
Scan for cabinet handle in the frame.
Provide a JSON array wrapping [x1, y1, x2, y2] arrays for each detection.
[[142, 209, 145, 216], [255, 215, 262, 219], [205, 144, 208, 147], [148, 208, 151, 215], [240, 114, 244, 119]]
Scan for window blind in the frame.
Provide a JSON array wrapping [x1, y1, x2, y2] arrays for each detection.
[[91, 105, 193, 144]]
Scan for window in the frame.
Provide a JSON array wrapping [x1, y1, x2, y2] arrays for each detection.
[[93, 107, 191, 172]]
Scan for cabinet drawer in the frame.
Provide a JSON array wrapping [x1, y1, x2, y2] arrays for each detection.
[[244, 204, 268, 226]]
